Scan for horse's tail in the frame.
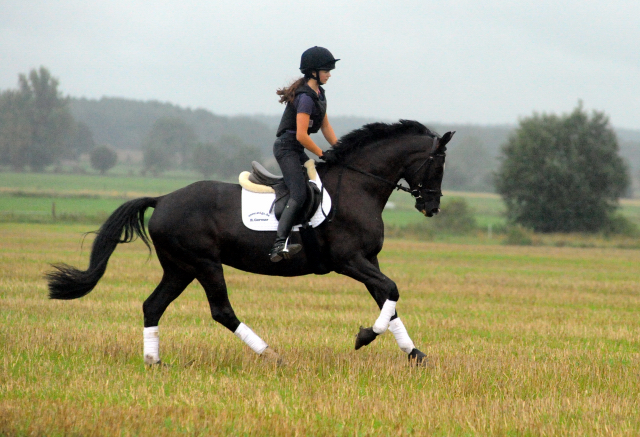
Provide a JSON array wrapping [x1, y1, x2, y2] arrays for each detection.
[[47, 197, 158, 300]]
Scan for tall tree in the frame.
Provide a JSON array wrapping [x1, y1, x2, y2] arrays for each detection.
[[22, 68, 74, 171], [495, 103, 630, 232], [0, 67, 73, 171], [0, 89, 31, 170]]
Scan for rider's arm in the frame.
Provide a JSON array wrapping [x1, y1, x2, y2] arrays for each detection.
[[320, 115, 338, 146], [296, 113, 324, 157]]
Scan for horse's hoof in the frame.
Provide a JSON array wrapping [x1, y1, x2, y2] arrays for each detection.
[[355, 326, 378, 350], [408, 348, 430, 367], [145, 359, 170, 369], [261, 347, 286, 366], [144, 354, 161, 366]]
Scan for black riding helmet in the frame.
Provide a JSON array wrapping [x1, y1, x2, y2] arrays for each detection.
[[300, 46, 339, 77]]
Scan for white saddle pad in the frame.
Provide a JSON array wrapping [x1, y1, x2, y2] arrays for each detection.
[[241, 173, 332, 231]]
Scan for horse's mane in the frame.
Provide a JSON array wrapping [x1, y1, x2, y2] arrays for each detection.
[[329, 120, 437, 162]]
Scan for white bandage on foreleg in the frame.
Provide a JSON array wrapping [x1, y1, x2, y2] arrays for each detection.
[[388, 318, 416, 354], [234, 323, 268, 355], [372, 299, 397, 334], [143, 326, 160, 364]]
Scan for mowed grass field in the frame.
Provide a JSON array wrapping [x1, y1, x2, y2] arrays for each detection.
[[1, 223, 639, 436]]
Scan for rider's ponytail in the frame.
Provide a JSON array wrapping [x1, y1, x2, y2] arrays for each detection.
[[276, 77, 306, 104]]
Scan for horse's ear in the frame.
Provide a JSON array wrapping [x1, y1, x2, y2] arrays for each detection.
[[438, 131, 455, 150]]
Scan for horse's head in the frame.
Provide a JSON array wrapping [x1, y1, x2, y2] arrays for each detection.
[[321, 121, 454, 218], [407, 131, 454, 217]]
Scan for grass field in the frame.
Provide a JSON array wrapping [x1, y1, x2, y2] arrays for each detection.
[[1, 223, 639, 436]]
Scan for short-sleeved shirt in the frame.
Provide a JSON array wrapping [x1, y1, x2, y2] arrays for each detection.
[[285, 89, 325, 135]]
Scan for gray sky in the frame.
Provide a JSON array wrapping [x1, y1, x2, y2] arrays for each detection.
[[2, 1, 639, 129]]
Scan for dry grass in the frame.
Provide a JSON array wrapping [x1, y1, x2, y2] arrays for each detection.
[[1, 224, 639, 436]]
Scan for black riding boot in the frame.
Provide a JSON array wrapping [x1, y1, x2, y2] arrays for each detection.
[[269, 199, 303, 262]]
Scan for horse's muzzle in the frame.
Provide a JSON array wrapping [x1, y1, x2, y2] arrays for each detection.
[[415, 198, 440, 217], [423, 207, 440, 217]]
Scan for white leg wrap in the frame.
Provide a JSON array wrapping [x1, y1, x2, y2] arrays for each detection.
[[143, 326, 160, 364], [372, 299, 397, 334], [388, 318, 416, 354], [234, 323, 268, 355]]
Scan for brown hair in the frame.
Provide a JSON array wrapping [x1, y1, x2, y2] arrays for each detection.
[[276, 77, 307, 104]]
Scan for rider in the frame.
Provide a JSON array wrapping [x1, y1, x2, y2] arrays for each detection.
[[269, 46, 339, 262]]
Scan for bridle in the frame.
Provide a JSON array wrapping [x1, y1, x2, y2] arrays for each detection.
[[324, 136, 446, 221]]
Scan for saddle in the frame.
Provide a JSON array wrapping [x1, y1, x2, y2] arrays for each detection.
[[240, 160, 322, 224]]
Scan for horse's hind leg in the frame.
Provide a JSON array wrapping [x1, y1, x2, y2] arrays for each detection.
[[196, 260, 281, 363], [142, 265, 194, 365]]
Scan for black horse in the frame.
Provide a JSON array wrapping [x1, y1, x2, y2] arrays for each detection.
[[47, 120, 453, 365]]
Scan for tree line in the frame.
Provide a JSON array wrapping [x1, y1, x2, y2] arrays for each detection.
[[69, 97, 275, 156], [0, 67, 637, 234], [69, 83, 640, 195], [140, 116, 261, 178], [0, 67, 264, 177]]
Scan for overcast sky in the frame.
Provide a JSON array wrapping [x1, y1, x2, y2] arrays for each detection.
[[2, 1, 639, 130]]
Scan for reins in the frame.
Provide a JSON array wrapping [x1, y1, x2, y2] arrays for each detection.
[[344, 164, 412, 193]]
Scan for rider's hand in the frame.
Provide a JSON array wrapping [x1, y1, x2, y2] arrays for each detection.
[[319, 149, 338, 164]]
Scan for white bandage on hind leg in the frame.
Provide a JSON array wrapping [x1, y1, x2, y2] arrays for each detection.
[[143, 326, 160, 364], [388, 318, 416, 354], [372, 299, 397, 334], [234, 323, 268, 355]]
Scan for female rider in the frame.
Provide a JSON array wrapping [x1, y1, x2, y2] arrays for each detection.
[[269, 46, 339, 262]]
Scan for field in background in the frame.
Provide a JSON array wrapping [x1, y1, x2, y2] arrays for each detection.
[[0, 171, 200, 197], [2, 171, 640, 236], [1, 223, 639, 436]]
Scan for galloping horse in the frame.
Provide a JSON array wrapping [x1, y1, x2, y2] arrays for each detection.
[[47, 120, 453, 366]]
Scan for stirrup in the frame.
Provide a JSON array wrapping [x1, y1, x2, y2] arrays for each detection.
[[270, 237, 302, 263]]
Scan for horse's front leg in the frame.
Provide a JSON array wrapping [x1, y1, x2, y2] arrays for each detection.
[[338, 255, 427, 364]]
